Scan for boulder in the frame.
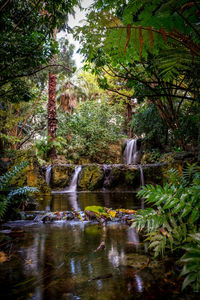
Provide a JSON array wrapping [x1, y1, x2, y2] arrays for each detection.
[[104, 165, 140, 190], [9, 149, 51, 194], [78, 165, 104, 191], [51, 164, 75, 189]]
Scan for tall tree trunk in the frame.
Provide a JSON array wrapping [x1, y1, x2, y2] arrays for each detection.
[[48, 71, 57, 159], [48, 28, 57, 160]]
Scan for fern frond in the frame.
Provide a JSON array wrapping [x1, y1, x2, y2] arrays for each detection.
[[0, 161, 29, 190], [8, 186, 38, 200], [167, 168, 182, 186], [183, 163, 200, 185], [180, 233, 200, 292], [0, 196, 9, 218]]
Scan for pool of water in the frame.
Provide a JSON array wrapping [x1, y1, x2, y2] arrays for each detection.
[[0, 192, 194, 299], [37, 192, 141, 212]]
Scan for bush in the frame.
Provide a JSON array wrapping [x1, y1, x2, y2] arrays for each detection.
[[57, 100, 125, 163]]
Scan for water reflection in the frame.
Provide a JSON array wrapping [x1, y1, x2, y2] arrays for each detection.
[[135, 274, 143, 293], [127, 227, 139, 248], [0, 221, 185, 300], [68, 192, 80, 211], [38, 192, 141, 212], [108, 245, 126, 268]]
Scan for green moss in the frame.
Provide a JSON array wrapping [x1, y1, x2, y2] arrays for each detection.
[[84, 206, 105, 213], [84, 205, 109, 218], [51, 165, 75, 189], [125, 169, 140, 187], [143, 165, 164, 185], [9, 149, 51, 194], [109, 166, 140, 190], [78, 165, 104, 191]]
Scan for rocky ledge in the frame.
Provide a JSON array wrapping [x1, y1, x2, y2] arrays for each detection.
[[24, 206, 137, 225]]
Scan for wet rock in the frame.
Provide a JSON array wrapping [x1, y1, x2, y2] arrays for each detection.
[[84, 210, 97, 221], [51, 165, 75, 189], [62, 293, 79, 300], [78, 165, 104, 191], [41, 213, 56, 223], [66, 211, 74, 220], [105, 165, 140, 190], [142, 164, 164, 185], [173, 151, 195, 160], [8, 149, 51, 194]]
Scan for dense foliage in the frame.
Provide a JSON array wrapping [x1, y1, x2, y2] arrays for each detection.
[[57, 100, 125, 163], [132, 164, 200, 292], [76, 0, 200, 149], [0, 0, 78, 100], [130, 103, 168, 148]]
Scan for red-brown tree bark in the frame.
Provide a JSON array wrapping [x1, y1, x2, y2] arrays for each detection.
[[48, 71, 57, 159]]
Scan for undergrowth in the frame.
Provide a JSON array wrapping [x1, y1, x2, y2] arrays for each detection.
[[132, 163, 200, 292]]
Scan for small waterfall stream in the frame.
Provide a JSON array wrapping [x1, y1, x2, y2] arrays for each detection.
[[124, 139, 140, 164], [67, 165, 82, 192], [123, 139, 145, 209], [139, 165, 144, 186], [45, 165, 52, 185]]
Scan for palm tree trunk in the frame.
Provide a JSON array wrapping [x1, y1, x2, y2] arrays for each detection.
[[48, 71, 57, 159], [48, 28, 57, 160]]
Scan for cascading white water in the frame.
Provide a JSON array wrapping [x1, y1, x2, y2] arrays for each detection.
[[124, 139, 138, 164], [67, 166, 82, 192], [139, 165, 144, 186], [45, 165, 52, 185]]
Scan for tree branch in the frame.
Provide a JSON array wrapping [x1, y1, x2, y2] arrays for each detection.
[[0, 64, 73, 84], [106, 88, 133, 99], [0, 0, 9, 13]]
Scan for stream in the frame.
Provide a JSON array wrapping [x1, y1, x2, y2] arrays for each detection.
[[0, 192, 194, 299]]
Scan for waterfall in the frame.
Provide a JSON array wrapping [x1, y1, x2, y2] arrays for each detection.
[[67, 166, 82, 192], [124, 139, 139, 164], [139, 165, 144, 186], [45, 165, 52, 185]]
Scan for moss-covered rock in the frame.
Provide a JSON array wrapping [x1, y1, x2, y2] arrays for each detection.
[[51, 164, 75, 189], [142, 164, 165, 185], [106, 165, 140, 190], [9, 149, 51, 194], [125, 168, 140, 188], [78, 165, 104, 191]]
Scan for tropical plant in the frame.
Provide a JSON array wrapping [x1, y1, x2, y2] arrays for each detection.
[[132, 163, 200, 291], [76, 0, 200, 147], [131, 103, 168, 148], [180, 233, 200, 292], [0, 161, 38, 218]]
